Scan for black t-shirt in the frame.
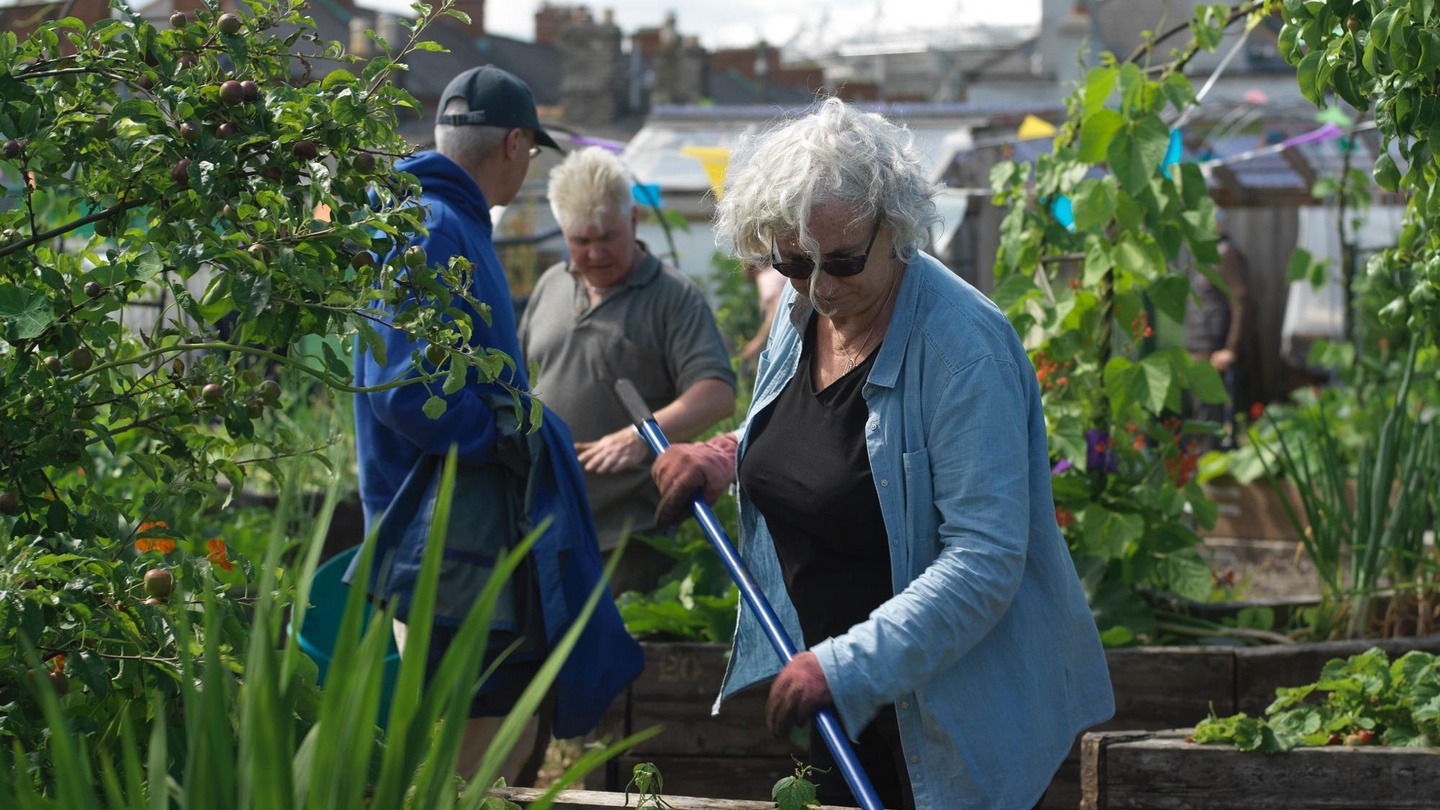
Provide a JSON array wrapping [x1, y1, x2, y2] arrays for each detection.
[[739, 316, 892, 648]]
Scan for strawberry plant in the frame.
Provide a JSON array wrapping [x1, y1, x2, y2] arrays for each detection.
[[1189, 647, 1440, 752]]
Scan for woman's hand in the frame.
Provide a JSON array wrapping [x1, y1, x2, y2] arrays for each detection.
[[650, 432, 739, 527], [766, 651, 833, 737]]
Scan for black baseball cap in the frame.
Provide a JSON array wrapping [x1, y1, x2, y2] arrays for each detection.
[[437, 65, 560, 151]]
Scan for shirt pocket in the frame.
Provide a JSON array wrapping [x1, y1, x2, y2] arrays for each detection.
[[901, 447, 939, 571]]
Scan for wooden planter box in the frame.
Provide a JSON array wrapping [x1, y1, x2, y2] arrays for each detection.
[[1079, 730, 1440, 809], [1039, 634, 1440, 809], [612, 637, 1440, 807], [491, 786, 857, 809], [1199, 475, 1301, 541]]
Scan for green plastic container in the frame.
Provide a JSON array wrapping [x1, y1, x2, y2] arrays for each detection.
[[293, 546, 401, 722]]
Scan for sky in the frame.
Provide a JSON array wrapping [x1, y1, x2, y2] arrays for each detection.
[[357, 0, 1043, 51]]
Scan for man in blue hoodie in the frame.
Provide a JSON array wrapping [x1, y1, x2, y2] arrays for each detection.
[[350, 65, 643, 784]]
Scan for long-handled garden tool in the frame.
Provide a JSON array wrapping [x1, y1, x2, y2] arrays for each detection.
[[614, 379, 884, 810]]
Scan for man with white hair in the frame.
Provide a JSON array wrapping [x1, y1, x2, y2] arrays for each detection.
[[352, 67, 642, 785], [519, 147, 736, 595]]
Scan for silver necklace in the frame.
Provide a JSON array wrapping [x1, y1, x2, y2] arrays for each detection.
[[838, 268, 901, 371]]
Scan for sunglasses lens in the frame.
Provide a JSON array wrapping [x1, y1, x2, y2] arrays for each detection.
[[825, 255, 868, 277], [773, 260, 814, 280]]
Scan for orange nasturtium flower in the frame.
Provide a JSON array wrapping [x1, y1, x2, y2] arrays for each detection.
[[135, 521, 176, 554], [135, 537, 176, 553], [207, 538, 235, 572]]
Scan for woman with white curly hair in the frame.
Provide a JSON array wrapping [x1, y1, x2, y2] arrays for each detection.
[[650, 98, 1114, 809]]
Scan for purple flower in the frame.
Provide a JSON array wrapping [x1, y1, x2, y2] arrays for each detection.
[[1051, 459, 1073, 476], [1086, 429, 1117, 473]]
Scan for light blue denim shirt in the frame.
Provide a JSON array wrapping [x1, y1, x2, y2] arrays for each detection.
[[718, 252, 1115, 809]]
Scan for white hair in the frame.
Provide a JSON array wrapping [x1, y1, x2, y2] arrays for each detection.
[[547, 146, 633, 232], [715, 97, 938, 267], [433, 98, 507, 165]]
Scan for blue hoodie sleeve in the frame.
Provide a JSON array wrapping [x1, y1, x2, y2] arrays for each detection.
[[357, 228, 506, 467]]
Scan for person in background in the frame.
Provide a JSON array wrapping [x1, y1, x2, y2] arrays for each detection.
[[351, 66, 642, 784], [739, 262, 787, 375], [518, 147, 736, 596], [1185, 209, 1251, 451], [649, 98, 1114, 809]]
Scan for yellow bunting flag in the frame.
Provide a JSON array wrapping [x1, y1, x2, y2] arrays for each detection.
[[1017, 114, 1057, 141], [680, 146, 731, 200]]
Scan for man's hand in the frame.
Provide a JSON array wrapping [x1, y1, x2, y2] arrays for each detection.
[[575, 428, 649, 474], [766, 652, 832, 737], [1210, 348, 1236, 374], [651, 432, 738, 527]]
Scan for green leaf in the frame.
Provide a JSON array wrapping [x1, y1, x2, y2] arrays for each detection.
[[422, 396, 447, 419], [1108, 116, 1172, 195], [320, 339, 351, 379], [773, 775, 820, 810], [1078, 109, 1125, 164], [1148, 275, 1190, 323], [1079, 504, 1144, 558], [1135, 355, 1173, 415], [1296, 50, 1325, 106], [1072, 178, 1118, 230], [1083, 237, 1114, 285], [992, 274, 1039, 312], [1082, 66, 1118, 117], [0, 282, 54, 339], [1373, 151, 1401, 191], [1185, 358, 1229, 404], [1159, 548, 1212, 602]]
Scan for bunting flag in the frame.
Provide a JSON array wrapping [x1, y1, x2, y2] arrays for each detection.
[[1161, 128, 1184, 179], [570, 134, 627, 154], [632, 183, 663, 208], [1018, 114, 1058, 141], [680, 145, 731, 200], [1050, 195, 1076, 232]]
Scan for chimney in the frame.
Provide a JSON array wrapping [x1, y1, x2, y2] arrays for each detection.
[[559, 13, 624, 126], [535, 3, 591, 46], [453, 0, 485, 35]]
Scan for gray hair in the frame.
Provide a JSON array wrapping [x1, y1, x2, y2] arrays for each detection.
[[547, 146, 633, 232], [433, 98, 507, 166], [715, 97, 938, 267]]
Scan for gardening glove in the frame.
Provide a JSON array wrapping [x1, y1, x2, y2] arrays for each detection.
[[650, 431, 739, 528], [766, 651, 832, 737]]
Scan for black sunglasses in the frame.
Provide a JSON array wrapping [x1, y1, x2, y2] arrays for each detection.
[[770, 221, 881, 280]]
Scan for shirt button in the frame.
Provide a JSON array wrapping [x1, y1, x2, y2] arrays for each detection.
[[910, 754, 919, 763], [880, 480, 889, 487], [899, 701, 909, 709]]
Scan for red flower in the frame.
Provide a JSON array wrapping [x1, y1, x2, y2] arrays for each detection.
[[207, 538, 234, 572], [1249, 401, 1265, 421], [1055, 505, 1075, 528]]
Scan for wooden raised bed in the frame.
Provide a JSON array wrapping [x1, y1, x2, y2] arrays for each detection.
[[1079, 730, 1440, 809], [491, 786, 857, 809], [1041, 634, 1440, 809], [612, 638, 1440, 807]]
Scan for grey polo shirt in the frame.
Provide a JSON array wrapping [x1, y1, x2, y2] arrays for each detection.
[[518, 243, 736, 551]]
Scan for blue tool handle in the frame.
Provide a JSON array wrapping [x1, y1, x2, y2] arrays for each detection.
[[614, 380, 884, 810]]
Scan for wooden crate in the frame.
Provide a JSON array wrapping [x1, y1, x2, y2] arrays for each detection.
[[1080, 730, 1440, 809]]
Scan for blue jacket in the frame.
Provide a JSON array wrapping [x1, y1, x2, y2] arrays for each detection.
[[721, 252, 1114, 809], [351, 151, 643, 738]]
